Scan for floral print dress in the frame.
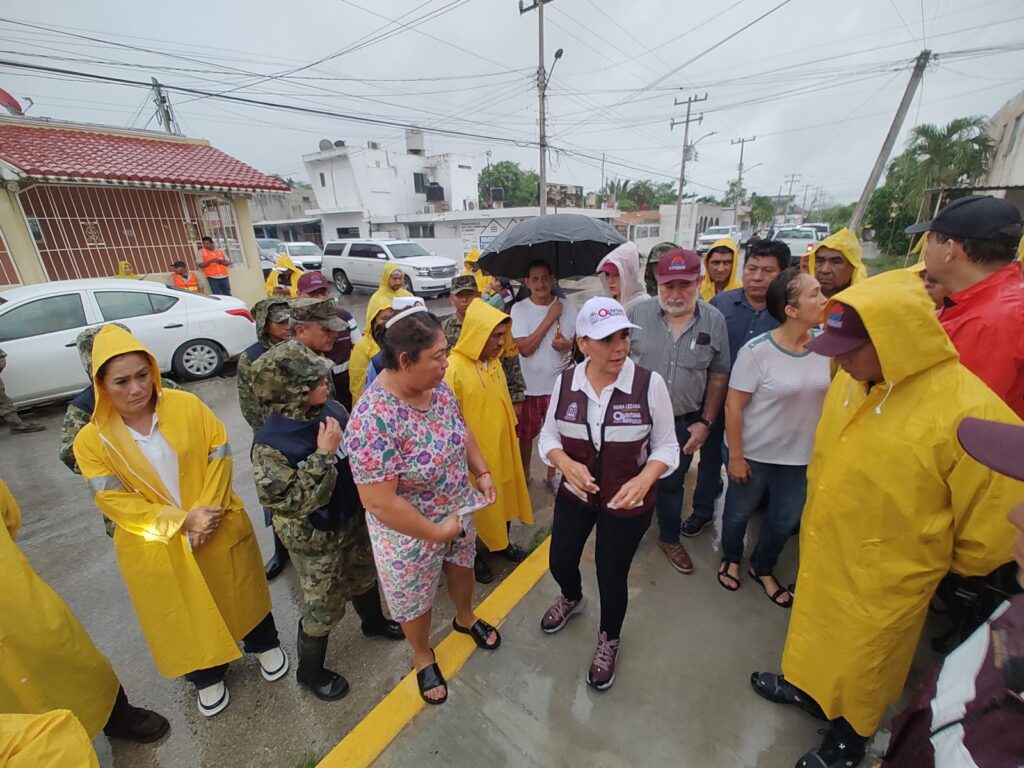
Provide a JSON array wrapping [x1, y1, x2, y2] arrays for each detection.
[[345, 381, 483, 623]]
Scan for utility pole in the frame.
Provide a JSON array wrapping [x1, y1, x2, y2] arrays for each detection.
[[670, 93, 707, 243], [150, 78, 180, 135], [783, 173, 800, 215], [520, 0, 555, 215], [600, 152, 606, 195], [801, 183, 813, 214], [849, 50, 931, 233], [731, 136, 756, 227]]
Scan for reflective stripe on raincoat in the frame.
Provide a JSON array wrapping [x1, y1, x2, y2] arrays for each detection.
[[699, 238, 742, 301], [597, 241, 648, 310], [807, 227, 868, 285], [781, 269, 1023, 736], [72, 325, 272, 678]]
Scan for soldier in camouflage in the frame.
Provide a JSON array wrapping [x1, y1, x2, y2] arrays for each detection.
[[250, 339, 402, 702], [289, 299, 344, 402], [0, 346, 46, 434], [443, 274, 526, 410], [59, 324, 181, 537]]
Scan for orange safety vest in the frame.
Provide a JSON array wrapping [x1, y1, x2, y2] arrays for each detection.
[[198, 247, 229, 278], [172, 272, 199, 292]]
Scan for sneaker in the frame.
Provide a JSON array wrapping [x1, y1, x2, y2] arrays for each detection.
[[680, 515, 711, 538], [196, 682, 229, 717], [795, 723, 867, 767], [499, 543, 528, 563], [256, 646, 289, 681], [586, 631, 619, 691], [540, 594, 587, 634], [657, 540, 694, 574]]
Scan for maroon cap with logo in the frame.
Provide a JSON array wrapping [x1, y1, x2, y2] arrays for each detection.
[[655, 248, 701, 284], [805, 302, 871, 357], [597, 261, 620, 276], [297, 271, 330, 294]]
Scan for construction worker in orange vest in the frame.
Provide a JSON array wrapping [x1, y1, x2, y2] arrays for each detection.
[[197, 236, 231, 295], [169, 261, 202, 293]]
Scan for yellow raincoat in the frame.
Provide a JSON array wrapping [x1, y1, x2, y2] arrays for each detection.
[[781, 269, 1023, 736], [807, 227, 868, 285], [445, 299, 533, 550], [0, 480, 119, 739], [462, 248, 491, 293], [263, 254, 302, 297], [0, 711, 98, 768], [368, 264, 413, 307], [73, 326, 271, 679], [349, 293, 392, 404], [699, 238, 742, 301]]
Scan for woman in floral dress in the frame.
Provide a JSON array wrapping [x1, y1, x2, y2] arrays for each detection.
[[345, 305, 500, 705]]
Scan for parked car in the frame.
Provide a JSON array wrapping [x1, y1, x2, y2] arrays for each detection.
[[276, 241, 323, 271], [774, 227, 819, 264], [0, 279, 257, 406], [321, 239, 457, 296], [804, 222, 831, 240], [256, 237, 283, 274], [695, 225, 741, 255]]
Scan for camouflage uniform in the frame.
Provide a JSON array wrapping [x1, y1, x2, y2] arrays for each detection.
[[250, 340, 378, 637], [291, 298, 348, 402], [0, 346, 45, 432], [443, 310, 525, 404], [59, 323, 181, 536], [236, 298, 292, 431]]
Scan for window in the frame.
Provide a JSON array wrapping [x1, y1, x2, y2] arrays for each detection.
[[458, 164, 472, 170], [319, 172, 326, 187], [413, 172, 426, 194], [633, 224, 660, 239], [408, 223, 435, 238], [95, 291, 178, 321], [389, 243, 432, 259], [0, 294, 87, 341], [1006, 114, 1022, 157], [335, 227, 359, 238], [349, 244, 386, 259]]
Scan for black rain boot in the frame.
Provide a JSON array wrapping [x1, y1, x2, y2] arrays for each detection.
[[264, 531, 289, 580], [351, 583, 403, 641], [795, 718, 867, 768], [295, 624, 349, 701], [102, 686, 170, 744]]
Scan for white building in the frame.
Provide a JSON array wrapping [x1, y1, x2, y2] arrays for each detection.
[[984, 90, 1024, 211]]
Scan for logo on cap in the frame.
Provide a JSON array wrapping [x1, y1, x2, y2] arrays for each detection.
[[589, 306, 626, 323], [826, 304, 846, 330]]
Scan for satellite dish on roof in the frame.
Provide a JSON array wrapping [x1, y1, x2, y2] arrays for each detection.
[[318, 139, 333, 151], [334, 140, 346, 147]]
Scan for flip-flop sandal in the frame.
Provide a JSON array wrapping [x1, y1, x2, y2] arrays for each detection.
[[416, 653, 448, 706], [717, 559, 741, 591], [452, 617, 501, 650], [748, 569, 793, 608]]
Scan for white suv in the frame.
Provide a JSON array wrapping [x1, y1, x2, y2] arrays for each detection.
[[695, 225, 742, 255], [321, 240, 457, 296]]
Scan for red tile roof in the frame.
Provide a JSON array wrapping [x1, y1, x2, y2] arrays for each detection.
[[0, 122, 289, 192]]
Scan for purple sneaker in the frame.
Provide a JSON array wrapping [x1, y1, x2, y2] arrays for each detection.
[[586, 631, 619, 691], [540, 594, 586, 634]]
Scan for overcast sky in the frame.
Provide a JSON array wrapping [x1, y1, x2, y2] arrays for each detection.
[[1, 0, 1022, 206]]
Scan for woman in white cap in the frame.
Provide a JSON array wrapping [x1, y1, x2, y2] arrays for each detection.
[[537, 297, 679, 690]]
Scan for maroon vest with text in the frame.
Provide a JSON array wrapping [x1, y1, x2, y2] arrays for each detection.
[[553, 365, 655, 518]]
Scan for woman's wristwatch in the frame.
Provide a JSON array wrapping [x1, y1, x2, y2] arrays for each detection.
[[696, 417, 714, 430]]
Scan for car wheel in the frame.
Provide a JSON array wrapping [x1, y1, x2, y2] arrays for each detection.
[[333, 269, 353, 294], [403, 275, 415, 294], [172, 339, 225, 380]]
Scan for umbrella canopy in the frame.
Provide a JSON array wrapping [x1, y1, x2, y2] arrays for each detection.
[[477, 213, 626, 279]]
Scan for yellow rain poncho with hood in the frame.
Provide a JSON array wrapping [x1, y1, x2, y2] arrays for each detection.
[[445, 299, 533, 550], [807, 227, 868, 285], [349, 293, 392, 404], [0, 479, 120, 740], [73, 326, 272, 679], [597, 241, 648, 311], [699, 238, 742, 301], [263, 254, 303, 298], [462, 247, 491, 293], [369, 264, 413, 307], [781, 269, 1024, 737], [0, 711, 99, 768]]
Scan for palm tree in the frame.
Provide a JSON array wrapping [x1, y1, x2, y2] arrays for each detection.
[[748, 193, 776, 228], [905, 116, 996, 193]]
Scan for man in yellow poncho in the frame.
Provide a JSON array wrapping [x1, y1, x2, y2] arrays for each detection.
[[462, 247, 491, 293], [73, 326, 284, 717], [0, 478, 169, 750], [370, 264, 414, 306], [446, 299, 533, 571], [698, 238, 742, 301], [349, 294, 395, 404], [750, 269, 1024, 768], [263, 254, 303, 297], [807, 227, 868, 298]]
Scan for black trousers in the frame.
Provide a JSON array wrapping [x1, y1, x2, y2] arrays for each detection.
[[183, 612, 279, 689], [548, 495, 653, 640]]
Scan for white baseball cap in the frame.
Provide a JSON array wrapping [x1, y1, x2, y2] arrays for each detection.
[[575, 296, 640, 339]]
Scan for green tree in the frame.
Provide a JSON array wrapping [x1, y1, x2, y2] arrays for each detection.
[[906, 116, 995, 195], [722, 179, 747, 208], [478, 160, 539, 207], [747, 193, 775, 227], [818, 203, 856, 232]]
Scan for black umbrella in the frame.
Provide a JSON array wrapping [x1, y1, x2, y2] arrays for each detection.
[[477, 213, 626, 279]]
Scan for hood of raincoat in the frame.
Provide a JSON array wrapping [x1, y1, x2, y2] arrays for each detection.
[[90, 324, 163, 428], [699, 238, 742, 301], [375, 264, 413, 302], [829, 268, 957, 387], [453, 298, 512, 362], [808, 228, 868, 285], [597, 241, 647, 310], [462, 247, 491, 292], [77, 322, 129, 376], [264, 255, 302, 298], [252, 297, 291, 349], [250, 339, 333, 419], [362, 292, 393, 337]]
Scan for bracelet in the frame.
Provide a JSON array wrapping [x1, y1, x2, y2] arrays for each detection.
[[476, 470, 492, 478]]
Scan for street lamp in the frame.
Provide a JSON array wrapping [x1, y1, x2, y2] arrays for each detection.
[[538, 47, 563, 214]]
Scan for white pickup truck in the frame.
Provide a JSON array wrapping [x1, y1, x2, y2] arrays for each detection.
[[774, 227, 820, 264], [321, 239, 458, 297]]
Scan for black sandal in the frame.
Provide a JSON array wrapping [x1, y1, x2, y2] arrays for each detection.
[[749, 672, 826, 720], [717, 559, 741, 591], [748, 568, 792, 608], [452, 617, 501, 649], [416, 651, 448, 706]]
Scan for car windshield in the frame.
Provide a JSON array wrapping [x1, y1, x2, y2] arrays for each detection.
[[389, 243, 432, 259], [778, 229, 814, 238], [288, 244, 322, 256], [703, 227, 732, 236], [257, 239, 281, 248]]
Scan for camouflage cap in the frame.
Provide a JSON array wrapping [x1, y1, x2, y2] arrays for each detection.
[[250, 339, 333, 414], [266, 302, 291, 323], [290, 298, 344, 331], [78, 322, 130, 376], [451, 274, 479, 294]]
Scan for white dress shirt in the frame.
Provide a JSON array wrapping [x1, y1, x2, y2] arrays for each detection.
[[538, 357, 679, 478], [126, 413, 182, 508]]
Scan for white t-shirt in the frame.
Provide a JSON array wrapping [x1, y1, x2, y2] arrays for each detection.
[[725, 330, 831, 465], [511, 297, 578, 396], [126, 413, 183, 507]]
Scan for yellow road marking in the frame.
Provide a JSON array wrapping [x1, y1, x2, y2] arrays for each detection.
[[319, 537, 551, 768]]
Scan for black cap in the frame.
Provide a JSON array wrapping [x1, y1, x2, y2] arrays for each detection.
[[905, 195, 1023, 240]]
